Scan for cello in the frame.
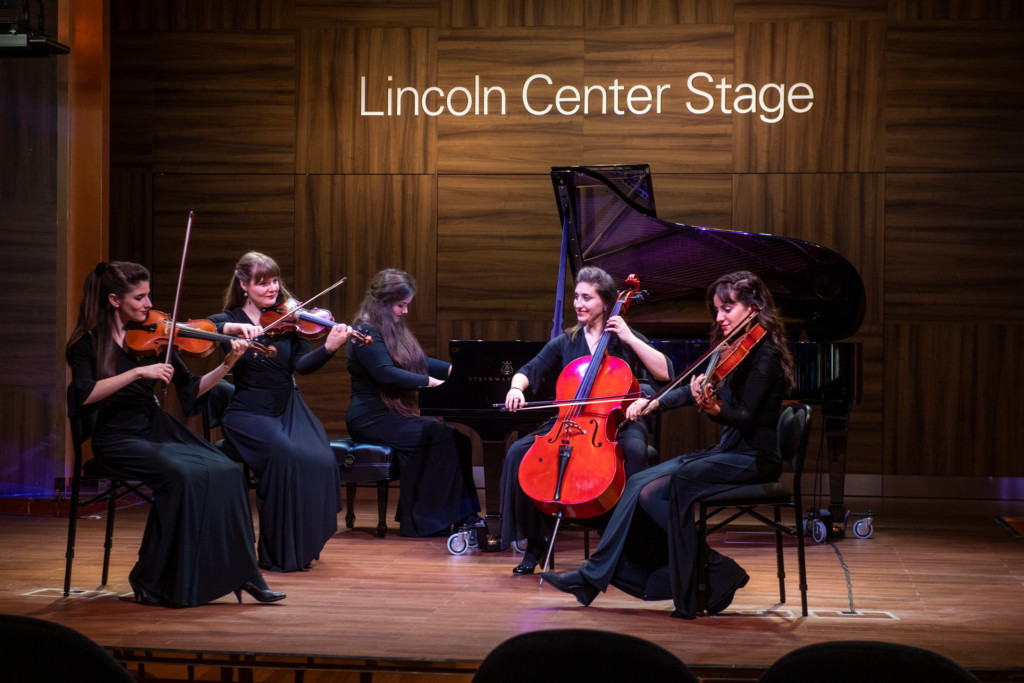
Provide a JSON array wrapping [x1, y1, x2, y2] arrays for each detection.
[[518, 275, 644, 524]]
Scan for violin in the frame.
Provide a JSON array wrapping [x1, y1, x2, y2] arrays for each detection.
[[625, 311, 766, 424], [125, 309, 278, 360], [694, 320, 767, 408], [259, 297, 372, 345], [517, 275, 643, 521]]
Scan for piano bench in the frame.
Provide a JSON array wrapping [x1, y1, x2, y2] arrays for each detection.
[[330, 438, 398, 538]]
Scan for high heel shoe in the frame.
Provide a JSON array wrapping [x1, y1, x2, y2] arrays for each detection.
[[512, 538, 549, 575], [539, 570, 599, 607], [234, 578, 286, 604], [125, 586, 165, 607]]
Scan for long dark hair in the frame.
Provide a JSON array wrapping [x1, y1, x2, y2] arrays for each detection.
[[566, 266, 618, 339], [222, 251, 293, 311], [65, 261, 150, 380], [706, 270, 794, 393], [352, 269, 428, 416]]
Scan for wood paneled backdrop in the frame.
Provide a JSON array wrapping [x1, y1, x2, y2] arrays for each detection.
[[2, 0, 1022, 500]]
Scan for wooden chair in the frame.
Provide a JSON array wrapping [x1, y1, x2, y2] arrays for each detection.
[[694, 402, 812, 616], [330, 438, 397, 538], [63, 392, 153, 597]]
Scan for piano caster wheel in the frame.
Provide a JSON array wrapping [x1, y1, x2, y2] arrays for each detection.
[[852, 511, 874, 539], [512, 538, 527, 554], [447, 531, 469, 555]]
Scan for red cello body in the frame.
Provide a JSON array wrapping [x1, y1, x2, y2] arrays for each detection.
[[518, 275, 643, 520]]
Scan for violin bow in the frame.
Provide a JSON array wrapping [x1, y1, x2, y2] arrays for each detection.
[[163, 211, 195, 367], [260, 276, 347, 334], [632, 310, 760, 419]]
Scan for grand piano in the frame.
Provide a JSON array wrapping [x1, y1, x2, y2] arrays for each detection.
[[421, 164, 863, 548]]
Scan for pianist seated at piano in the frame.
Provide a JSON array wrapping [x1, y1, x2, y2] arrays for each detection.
[[500, 266, 671, 575], [540, 270, 795, 619], [346, 269, 481, 538]]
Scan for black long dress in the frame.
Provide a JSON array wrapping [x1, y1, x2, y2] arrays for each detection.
[[67, 334, 261, 607], [209, 309, 342, 572], [567, 341, 786, 619], [345, 324, 480, 537], [498, 330, 665, 550]]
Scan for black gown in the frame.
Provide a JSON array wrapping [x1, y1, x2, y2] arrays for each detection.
[[568, 341, 786, 619], [498, 330, 665, 550], [345, 324, 480, 537], [209, 309, 342, 572], [67, 334, 260, 607]]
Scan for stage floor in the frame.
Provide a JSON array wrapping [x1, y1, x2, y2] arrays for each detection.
[[0, 494, 1022, 681]]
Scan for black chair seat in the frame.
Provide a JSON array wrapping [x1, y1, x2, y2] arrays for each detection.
[[701, 481, 793, 506], [330, 438, 397, 538]]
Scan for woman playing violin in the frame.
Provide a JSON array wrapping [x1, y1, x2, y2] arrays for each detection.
[[540, 271, 795, 619], [207, 251, 347, 572], [66, 261, 284, 607], [346, 269, 481, 537], [500, 266, 671, 575]]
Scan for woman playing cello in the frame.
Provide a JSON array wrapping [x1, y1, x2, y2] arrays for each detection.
[[500, 266, 671, 574], [540, 271, 795, 618], [66, 261, 284, 607]]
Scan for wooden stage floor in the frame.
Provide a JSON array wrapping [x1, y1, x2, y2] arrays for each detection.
[[0, 494, 1022, 681]]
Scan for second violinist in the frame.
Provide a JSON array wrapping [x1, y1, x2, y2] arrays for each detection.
[[500, 266, 671, 574], [207, 251, 347, 572]]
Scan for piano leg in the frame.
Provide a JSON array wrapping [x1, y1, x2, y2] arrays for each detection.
[[824, 403, 851, 535], [479, 438, 506, 552]]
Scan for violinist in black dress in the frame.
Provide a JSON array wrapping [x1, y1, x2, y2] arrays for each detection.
[[541, 271, 795, 619], [500, 266, 671, 574], [65, 261, 284, 607], [207, 252, 346, 572], [346, 269, 480, 537]]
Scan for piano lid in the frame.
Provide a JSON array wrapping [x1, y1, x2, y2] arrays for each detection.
[[551, 164, 865, 341]]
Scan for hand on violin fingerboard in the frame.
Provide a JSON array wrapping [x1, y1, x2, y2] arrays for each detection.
[[223, 339, 248, 368], [323, 323, 351, 354]]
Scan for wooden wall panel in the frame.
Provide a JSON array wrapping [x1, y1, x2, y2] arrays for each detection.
[[296, 0, 438, 27], [113, 0, 295, 31], [585, 0, 734, 25], [886, 23, 1024, 172], [436, 28, 584, 173], [297, 28, 437, 174], [885, 323, 1023, 477], [734, 21, 886, 173], [888, 1, 1024, 21], [583, 26, 734, 172], [885, 173, 1024, 322], [442, 0, 584, 27], [110, 33, 154, 172], [108, 172, 153, 267], [734, 0, 886, 22], [436, 174, 563, 332], [154, 33, 296, 173], [150, 174, 296, 317]]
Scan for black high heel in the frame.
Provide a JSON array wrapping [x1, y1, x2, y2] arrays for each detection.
[[127, 586, 165, 607], [512, 538, 550, 575], [234, 578, 286, 604]]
